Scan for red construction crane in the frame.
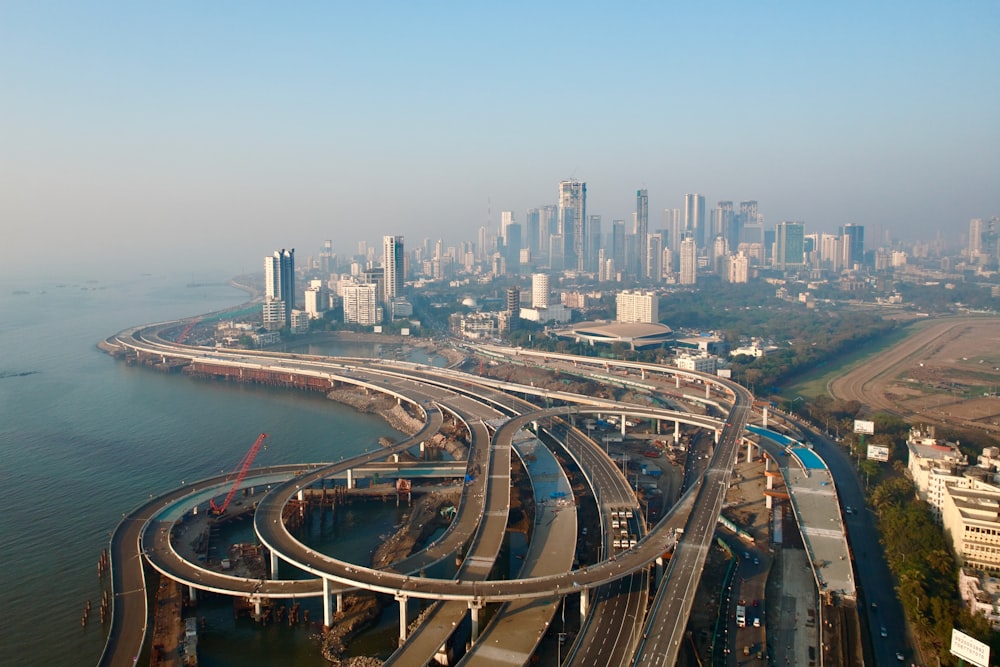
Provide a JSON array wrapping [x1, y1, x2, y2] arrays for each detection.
[[210, 433, 268, 515]]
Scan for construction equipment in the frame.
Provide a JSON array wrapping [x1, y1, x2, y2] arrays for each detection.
[[210, 433, 268, 515]]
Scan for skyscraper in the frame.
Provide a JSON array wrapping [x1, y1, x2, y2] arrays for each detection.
[[774, 221, 805, 269], [636, 189, 649, 279], [969, 218, 984, 261], [840, 224, 865, 269], [558, 180, 587, 271], [612, 220, 626, 272], [532, 273, 550, 308], [264, 248, 295, 327], [684, 194, 706, 249], [679, 236, 697, 285], [382, 235, 404, 305]]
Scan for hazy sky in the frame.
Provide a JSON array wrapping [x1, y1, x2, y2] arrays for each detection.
[[2, 2, 998, 278]]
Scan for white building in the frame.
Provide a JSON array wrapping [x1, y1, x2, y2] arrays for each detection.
[[342, 282, 382, 326], [674, 352, 718, 373], [679, 237, 697, 285], [262, 300, 286, 331], [616, 289, 659, 324], [907, 426, 969, 524], [726, 251, 749, 284], [532, 273, 550, 308], [290, 310, 310, 334]]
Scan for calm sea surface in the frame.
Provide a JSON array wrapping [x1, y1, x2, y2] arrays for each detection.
[[0, 271, 413, 666]]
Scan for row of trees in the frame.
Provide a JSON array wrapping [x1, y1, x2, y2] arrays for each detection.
[[870, 473, 998, 663]]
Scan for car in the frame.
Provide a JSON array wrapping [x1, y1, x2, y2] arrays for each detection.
[[743, 551, 751, 560], [871, 601, 878, 610], [753, 617, 761, 628], [752, 599, 760, 607], [845, 506, 854, 514], [753, 557, 759, 565], [880, 626, 888, 638], [896, 652, 905, 661]]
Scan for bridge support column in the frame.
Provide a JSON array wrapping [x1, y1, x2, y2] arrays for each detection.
[[655, 556, 664, 588], [640, 368, 646, 380], [621, 415, 627, 437], [337, 592, 344, 613], [579, 586, 590, 621], [715, 429, 720, 445], [706, 384, 711, 399], [270, 551, 280, 578], [347, 469, 353, 489], [188, 586, 198, 603], [763, 407, 769, 429], [469, 598, 485, 643], [420, 440, 425, 456], [297, 488, 305, 502], [392, 453, 399, 463], [674, 420, 680, 443], [676, 376, 681, 388], [746, 438, 754, 463], [396, 594, 409, 644], [323, 577, 332, 628], [252, 596, 262, 621]]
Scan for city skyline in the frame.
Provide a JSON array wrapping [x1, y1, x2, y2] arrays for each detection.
[[2, 2, 998, 279]]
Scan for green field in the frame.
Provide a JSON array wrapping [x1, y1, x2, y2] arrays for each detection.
[[779, 318, 934, 401]]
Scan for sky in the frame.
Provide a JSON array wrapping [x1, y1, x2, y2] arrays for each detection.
[[2, 1, 998, 279]]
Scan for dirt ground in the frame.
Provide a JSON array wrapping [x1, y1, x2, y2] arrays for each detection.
[[829, 317, 1000, 434]]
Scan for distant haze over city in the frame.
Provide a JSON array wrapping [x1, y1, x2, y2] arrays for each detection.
[[2, 2, 998, 279]]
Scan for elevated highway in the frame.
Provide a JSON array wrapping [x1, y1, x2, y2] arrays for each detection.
[[101, 325, 756, 667]]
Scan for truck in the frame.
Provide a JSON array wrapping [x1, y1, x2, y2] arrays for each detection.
[[736, 604, 747, 628]]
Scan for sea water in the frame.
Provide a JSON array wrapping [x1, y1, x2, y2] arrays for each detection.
[[0, 270, 407, 666]]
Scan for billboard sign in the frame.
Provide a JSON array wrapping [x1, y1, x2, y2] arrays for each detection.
[[854, 419, 875, 435], [951, 629, 990, 667], [867, 445, 889, 462]]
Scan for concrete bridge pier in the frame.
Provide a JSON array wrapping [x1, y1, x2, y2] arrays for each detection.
[[620, 414, 627, 437], [579, 586, 590, 621], [392, 453, 400, 463], [323, 577, 332, 628], [270, 551, 280, 578], [763, 407, 769, 429], [396, 593, 409, 644], [297, 488, 305, 502], [714, 429, 720, 445], [347, 468, 354, 489], [337, 592, 344, 613], [419, 440, 425, 456], [654, 556, 665, 588], [469, 599, 485, 643], [746, 438, 755, 463], [252, 596, 262, 621], [188, 585, 198, 603], [674, 420, 681, 442], [706, 384, 711, 399], [675, 376, 681, 389]]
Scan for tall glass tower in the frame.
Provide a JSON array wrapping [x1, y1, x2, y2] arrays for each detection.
[[382, 235, 404, 305], [558, 180, 587, 272], [264, 248, 295, 326]]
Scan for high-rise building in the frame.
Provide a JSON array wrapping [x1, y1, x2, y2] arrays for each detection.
[[647, 233, 663, 282], [664, 208, 682, 254], [382, 235, 404, 305], [506, 286, 520, 329], [612, 220, 626, 272], [684, 194, 706, 249], [636, 189, 649, 279], [558, 180, 587, 271], [727, 251, 749, 283], [532, 273, 550, 308], [840, 224, 865, 269], [524, 208, 540, 256], [264, 248, 295, 327], [616, 289, 659, 324], [969, 218, 984, 261], [774, 221, 805, 269], [679, 236, 697, 285], [588, 215, 602, 273], [342, 282, 381, 325]]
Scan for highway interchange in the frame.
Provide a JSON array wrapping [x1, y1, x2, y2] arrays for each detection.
[[98, 324, 871, 667]]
